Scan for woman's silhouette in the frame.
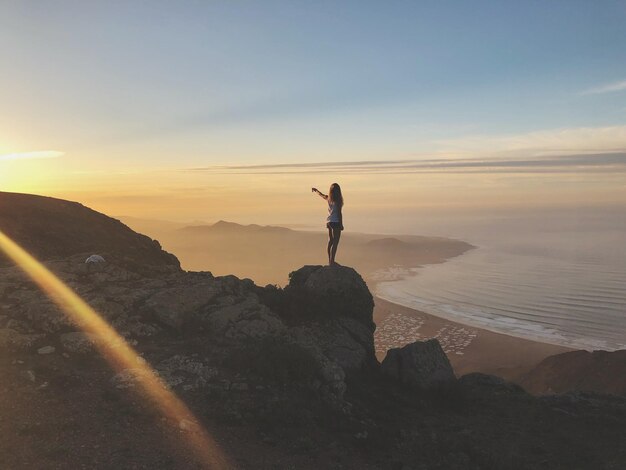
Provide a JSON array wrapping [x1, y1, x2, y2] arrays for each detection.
[[312, 183, 344, 266]]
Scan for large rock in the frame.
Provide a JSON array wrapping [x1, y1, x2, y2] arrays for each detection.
[[145, 282, 222, 329], [517, 349, 626, 396], [285, 265, 375, 329], [202, 295, 285, 339], [268, 265, 379, 377], [381, 339, 456, 390], [287, 317, 376, 374]]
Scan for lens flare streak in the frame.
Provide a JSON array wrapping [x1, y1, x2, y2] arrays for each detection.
[[0, 230, 231, 469]]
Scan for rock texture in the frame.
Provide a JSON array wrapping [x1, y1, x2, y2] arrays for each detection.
[[381, 339, 456, 390], [284, 264, 375, 328], [0, 328, 43, 351], [257, 265, 379, 398], [518, 349, 626, 396], [60, 331, 99, 353]]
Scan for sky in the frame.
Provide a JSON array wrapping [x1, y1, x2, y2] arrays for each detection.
[[1, 1, 626, 231]]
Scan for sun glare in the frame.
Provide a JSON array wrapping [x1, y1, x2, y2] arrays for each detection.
[[0, 230, 231, 469]]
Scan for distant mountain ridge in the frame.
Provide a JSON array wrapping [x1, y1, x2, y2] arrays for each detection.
[[180, 220, 293, 234]]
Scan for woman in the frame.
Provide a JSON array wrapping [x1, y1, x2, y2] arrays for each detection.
[[311, 183, 344, 266]]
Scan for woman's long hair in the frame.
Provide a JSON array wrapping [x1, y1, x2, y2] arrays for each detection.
[[329, 183, 343, 206]]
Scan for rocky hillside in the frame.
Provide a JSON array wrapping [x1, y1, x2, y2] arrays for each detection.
[[0, 191, 180, 272], [1, 255, 624, 469], [0, 193, 625, 469], [518, 349, 626, 396]]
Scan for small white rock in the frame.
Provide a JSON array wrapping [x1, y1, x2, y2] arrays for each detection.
[[85, 254, 106, 264], [37, 346, 55, 355]]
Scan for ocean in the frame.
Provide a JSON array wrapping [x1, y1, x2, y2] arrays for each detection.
[[374, 208, 626, 351]]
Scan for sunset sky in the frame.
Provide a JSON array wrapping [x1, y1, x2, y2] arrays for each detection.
[[1, 1, 625, 231]]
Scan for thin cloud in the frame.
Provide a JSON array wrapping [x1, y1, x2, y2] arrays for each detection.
[[581, 80, 626, 95], [183, 152, 626, 175], [435, 125, 626, 157], [0, 150, 64, 161]]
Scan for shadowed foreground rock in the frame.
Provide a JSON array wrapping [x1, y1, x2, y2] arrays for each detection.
[[284, 264, 375, 329], [518, 349, 626, 396], [381, 339, 456, 389], [0, 252, 378, 403]]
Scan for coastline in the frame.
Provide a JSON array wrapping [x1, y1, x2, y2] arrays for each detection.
[[373, 295, 575, 381], [364, 237, 579, 381]]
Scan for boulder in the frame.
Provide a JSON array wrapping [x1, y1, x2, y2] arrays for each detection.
[[517, 349, 626, 396], [144, 283, 222, 328], [285, 265, 375, 329], [37, 345, 56, 355], [202, 295, 285, 339], [381, 339, 456, 390], [287, 317, 376, 374], [85, 254, 105, 263], [225, 333, 348, 402], [251, 265, 380, 387]]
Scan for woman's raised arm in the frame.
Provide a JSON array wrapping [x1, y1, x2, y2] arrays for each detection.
[[311, 187, 328, 200]]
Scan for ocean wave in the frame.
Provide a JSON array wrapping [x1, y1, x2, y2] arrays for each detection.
[[375, 247, 626, 351]]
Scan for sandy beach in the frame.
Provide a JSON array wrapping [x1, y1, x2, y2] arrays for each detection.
[[373, 296, 574, 381]]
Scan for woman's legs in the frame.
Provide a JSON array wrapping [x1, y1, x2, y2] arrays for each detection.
[[327, 227, 334, 265], [330, 226, 341, 265]]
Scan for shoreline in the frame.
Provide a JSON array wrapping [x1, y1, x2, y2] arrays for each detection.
[[364, 240, 582, 381], [372, 295, 575, 382]]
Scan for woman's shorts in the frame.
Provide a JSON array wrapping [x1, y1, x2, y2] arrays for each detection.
[[327, 222, 343, 230]]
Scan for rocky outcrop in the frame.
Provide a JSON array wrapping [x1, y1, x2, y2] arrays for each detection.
[[0, 255, 379, 401], [517, 349, 626, 396], [381, 339, 456, 390], [459, 372, 528, 397], [284, 264, 375, 328], [267, 266, 378, 386]]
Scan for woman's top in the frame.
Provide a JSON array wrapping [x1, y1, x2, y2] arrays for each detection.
[[327, 201, 341, 223]]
